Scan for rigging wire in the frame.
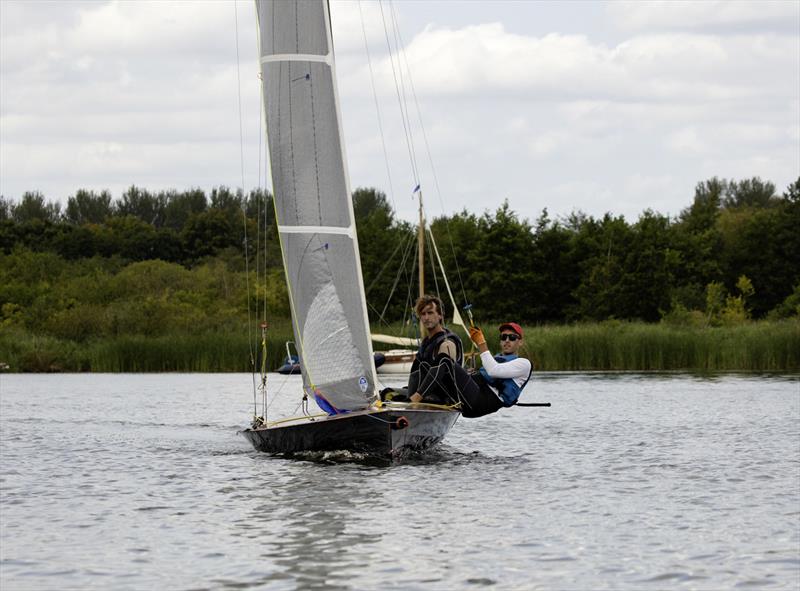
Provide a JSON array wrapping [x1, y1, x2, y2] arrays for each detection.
[[376, 230, 418, 324], [233, 0, 258, 416], [357, 0, 416, 321], [390, 0, 469, 305], [377, 0, 420, 188], [425, 218, 441, 300], [371, 0, 470, 320], [357, 0, 399, 215]]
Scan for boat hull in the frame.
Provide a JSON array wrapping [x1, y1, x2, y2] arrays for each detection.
[[242, 406, 459, 458], [375, 361, 413, 374], [375, 349, 415, 375]]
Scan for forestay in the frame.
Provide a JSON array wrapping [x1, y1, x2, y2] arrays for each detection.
[[256, 0, 377, 412]]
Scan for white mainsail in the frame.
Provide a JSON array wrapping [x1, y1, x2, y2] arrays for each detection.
[[256, 0, 377, 412]]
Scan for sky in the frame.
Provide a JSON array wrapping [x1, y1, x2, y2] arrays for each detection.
[[1, 0, 798, 224]]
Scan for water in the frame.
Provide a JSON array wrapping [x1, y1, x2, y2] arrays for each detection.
[[1, 372, 798, 590]]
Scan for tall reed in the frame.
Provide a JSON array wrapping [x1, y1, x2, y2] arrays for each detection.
[[1, 320, 797, 372], [523, 320, 800, 371]]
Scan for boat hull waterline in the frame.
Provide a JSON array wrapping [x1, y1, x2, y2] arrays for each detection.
[[242, 405, 459, 457]]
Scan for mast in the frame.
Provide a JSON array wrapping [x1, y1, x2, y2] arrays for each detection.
[[418, 191, 425, 299], [417, 191, 426, 337]]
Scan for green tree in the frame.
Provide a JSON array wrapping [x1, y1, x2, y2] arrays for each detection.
[[181, 209, 240, 260], [465, 202, 536, 321], [528, 209, 576, 322], [104, 215, 160, 260], [0, 196, 11, 221], [619, 210, 677, 321], [680, 178, 725, 233], [352, 187, 414, 322], [116, 186, 165, 226], [570, 214, 632, 320], [723, 177, 776, 209], [12, 191, 61, 223], [65, 189, 113, 225], [210, 186, 243, 212], [162, 188, 208, 230]]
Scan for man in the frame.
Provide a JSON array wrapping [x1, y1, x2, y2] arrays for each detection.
[[461, 322, 532, 417], [405, 294, 463, 404]]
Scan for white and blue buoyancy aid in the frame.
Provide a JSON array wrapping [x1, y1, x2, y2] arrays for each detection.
[[478, 354, 532, 407]]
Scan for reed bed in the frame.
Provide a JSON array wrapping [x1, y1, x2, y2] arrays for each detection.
[[524, 320, 800, 372], [0, 323, 296, 373], [1, 320, 797, 372]]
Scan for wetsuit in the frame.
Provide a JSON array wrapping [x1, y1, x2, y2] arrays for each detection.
[[457, 352, 532, 418], [406, 328, 464, 405]]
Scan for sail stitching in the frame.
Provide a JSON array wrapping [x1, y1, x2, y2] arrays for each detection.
[[261, 54, 330, 64], [277, 224, 354, 237]]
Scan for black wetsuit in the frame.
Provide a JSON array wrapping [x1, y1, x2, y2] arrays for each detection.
[[397, 328, 516, 418], [406, 328, 464, 405]]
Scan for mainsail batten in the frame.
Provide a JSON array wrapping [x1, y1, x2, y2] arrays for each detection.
[[277, 224, 355, 237], [261, 54, 332, 65], [257, 0, 378, 411]]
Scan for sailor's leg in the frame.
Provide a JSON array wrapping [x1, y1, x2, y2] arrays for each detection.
[[415, 359, 456, 404], [452, 366, 504, 418]]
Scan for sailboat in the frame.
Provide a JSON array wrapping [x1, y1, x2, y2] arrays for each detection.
[[241, 0, 460, 456]]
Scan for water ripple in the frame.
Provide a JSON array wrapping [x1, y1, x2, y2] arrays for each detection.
[[1, 372, 798, 590]]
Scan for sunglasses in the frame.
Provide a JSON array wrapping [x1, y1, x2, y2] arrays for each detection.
[[500, 333, 520, 342]]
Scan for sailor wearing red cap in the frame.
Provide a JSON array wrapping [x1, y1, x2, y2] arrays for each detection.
[[461, 322, 532, 417]]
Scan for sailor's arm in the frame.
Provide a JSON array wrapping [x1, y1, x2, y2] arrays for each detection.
[[479, 352, 531, 378], [437, 339, 457, 360]]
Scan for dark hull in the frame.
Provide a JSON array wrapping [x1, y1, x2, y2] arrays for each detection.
[[241, 406, 459, 458]]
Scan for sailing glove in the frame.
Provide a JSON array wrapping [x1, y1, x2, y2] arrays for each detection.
[[469, 326, 486, 346]]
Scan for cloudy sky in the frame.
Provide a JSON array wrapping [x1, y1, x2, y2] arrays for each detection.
[[1, 0, 798, 223]]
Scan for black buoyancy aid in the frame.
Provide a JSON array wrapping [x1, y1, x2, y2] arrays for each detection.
[[417, 328, 464, 366], [478, 354, 532, 407]]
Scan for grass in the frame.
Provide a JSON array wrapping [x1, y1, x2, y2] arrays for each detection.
[[0, 319, 797, 373], [523, 320, 800, 372]]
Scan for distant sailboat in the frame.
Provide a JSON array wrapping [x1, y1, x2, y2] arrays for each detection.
[[242, 0, 459, 456]]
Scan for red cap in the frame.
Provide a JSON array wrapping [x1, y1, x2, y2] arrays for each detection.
[[499, 322, 523, 338]]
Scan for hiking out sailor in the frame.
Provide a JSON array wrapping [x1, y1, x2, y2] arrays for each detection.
[[457, 322, 533, 417]]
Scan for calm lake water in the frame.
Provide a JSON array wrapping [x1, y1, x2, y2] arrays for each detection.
[[1, 372, 798, 590]]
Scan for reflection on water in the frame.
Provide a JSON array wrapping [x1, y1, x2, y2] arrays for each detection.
[[0, 372, 798, 590]]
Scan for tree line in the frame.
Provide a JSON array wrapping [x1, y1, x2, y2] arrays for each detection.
[[1, 176, 798, 330]]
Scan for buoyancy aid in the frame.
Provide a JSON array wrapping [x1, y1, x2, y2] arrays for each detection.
[[416, 328, 464, 366], [478, 353, 532, 407]]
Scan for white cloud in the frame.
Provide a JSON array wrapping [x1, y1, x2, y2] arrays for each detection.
[[1, 0, 798, 224], [608, 0, 799, 34], [666, 127, 707, 155]]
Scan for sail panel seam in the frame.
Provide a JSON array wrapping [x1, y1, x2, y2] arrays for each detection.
[[278, 224, 355, 237], [261, 53, 331, 64]]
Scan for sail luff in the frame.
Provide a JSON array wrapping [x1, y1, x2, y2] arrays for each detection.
[[254, 2, 306, 381]]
